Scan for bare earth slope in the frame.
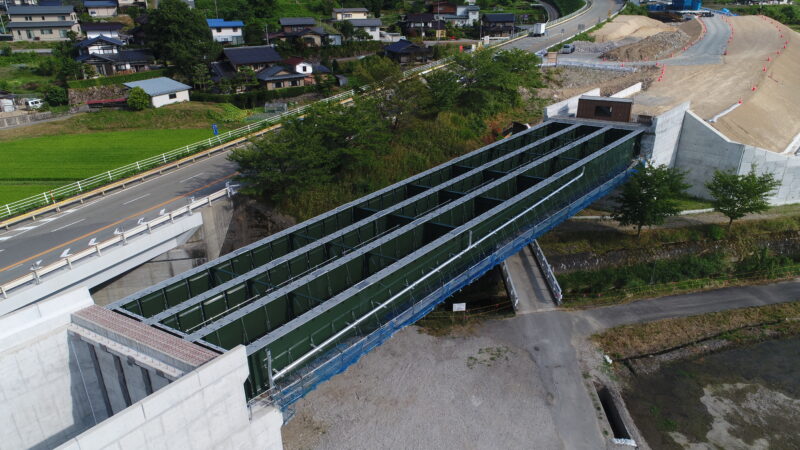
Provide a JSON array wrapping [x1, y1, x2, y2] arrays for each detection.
[[592, 15, 676, 42]]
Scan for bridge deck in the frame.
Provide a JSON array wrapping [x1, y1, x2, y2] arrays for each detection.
[[109, 119, 644, 403]]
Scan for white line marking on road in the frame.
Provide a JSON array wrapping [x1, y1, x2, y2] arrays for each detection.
[[39, 217, 59, 223], [159, 208, 166, 215], [51, 219, 85, 233], [59, 248, 72, 258], [0, 249, 4, 253], [180, 172, 205, 183], [137, 217, 145, 225], [16, 226, 37, 231], [122, 194, 151, 206], [114, 228, 122, 235], [0, 236, 13, 242], [88, 238, 97, 246]]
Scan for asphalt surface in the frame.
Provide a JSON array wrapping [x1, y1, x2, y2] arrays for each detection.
[[0, 0, 624, 288], [0, 152, 237, 285]]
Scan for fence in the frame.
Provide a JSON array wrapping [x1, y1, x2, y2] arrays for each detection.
[[0, 186, 233, 299], [540, 61, 637, 71], [529, 239, 563, 303], [0, 0, 603, 225]]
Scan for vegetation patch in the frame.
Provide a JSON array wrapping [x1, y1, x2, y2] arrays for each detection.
[[466, 346, 515, 369], [592, 301, 800, 360], [66, 70, 167, 89]]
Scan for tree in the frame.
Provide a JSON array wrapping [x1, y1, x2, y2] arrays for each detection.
[[424, 70, 462, 111], [705, 169, 779, 228], [191, 63, 212, 91], [333, 20, 354, 40], [612, 164, 689, 236], [127, 87, 151, 110], [353, 28, 372, 41], [144, 0, 221, 78], [44, 86, 68, 106], [353, 55, 402, 86]]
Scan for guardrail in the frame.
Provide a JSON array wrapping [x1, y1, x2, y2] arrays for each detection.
[[0, 0, 600, 227], [541, 61, 637, 71], [0, 186, 233, 299], [529, 239, 563, 304]]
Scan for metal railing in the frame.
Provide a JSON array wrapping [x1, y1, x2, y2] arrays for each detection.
[[0, 0, 600, 225], [0, 186, 233, 299], [529, 239, 563, 304]]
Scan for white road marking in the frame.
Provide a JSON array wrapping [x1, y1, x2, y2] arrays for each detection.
[[16, 226, 37, 231], [114, 228, 122, 235], [88, 238, 97, 246], [0, 236, 13, 242], [180, 172, 205, 183], [50, 219, 85, 233], [137, 217, 145, 225], [122, 194, 151, 206], [39, 217, 59, 223], [59, 248, 72, 258], [159, 208, 166, 215]]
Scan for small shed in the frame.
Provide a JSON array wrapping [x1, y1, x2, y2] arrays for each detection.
[[123, 77, 191, 108], [576, 96, 633, 123]]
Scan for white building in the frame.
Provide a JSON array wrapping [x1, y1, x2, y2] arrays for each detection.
[[348, 18, 382, 41], [124, 77, 191, 108], [83, 0, 118, 18], [332, 7, 368, 20], [207, 19, 244, 45]]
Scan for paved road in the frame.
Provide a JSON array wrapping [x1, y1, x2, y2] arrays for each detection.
[[538, 0, 560, 23], [0, 153, 237, 285], [0, 0, 623, 289]]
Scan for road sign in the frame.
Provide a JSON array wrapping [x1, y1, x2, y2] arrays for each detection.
[[452, 303, 466, 312], [212, 123, 219, 136]]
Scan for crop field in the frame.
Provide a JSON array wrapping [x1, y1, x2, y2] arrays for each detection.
[[0, 129, 214, 204]]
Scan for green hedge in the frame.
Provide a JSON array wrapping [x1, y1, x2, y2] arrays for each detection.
[[67, 69, 167, 89], [190, 86, 316, 109]]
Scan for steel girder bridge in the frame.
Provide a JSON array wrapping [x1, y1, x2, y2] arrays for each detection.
[[109, 119, 644, 408]]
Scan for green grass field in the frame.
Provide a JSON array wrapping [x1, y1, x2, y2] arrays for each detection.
[[0, 129, 215, 205]]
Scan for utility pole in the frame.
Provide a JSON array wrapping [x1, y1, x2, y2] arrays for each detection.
[[265, 24, 269, 45]]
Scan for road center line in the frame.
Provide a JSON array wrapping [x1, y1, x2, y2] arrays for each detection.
[[50, 219, 86, 233], [179, 172, 205, 183], [122, 194, 151, 206]]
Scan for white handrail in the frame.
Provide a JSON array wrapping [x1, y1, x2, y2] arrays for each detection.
[[0, 187, 230, 299]]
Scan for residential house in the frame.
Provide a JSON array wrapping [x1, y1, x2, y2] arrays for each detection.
[[279, 17, 316, 32], [436, 5, 480, 27], [400, 13, 445, 39], [348, 18, 381, 41], [3, 0, 39, 6], [382, 39, 431, 64], [271, 18, 342, 46], [74, 35, 154, 76], [481, 13, 516, 36], [331, 7, 368, 20], [7, 5, 81, 41], [81, 21, 124, 39], [257, 57, 330, 90], [123, 77, 191, 108], [210, 45, 282, 85], [83, 0, 118, 18], [207, 19, 244, 45]]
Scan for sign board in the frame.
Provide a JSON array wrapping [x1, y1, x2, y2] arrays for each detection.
[[452, 303, 466, 312]]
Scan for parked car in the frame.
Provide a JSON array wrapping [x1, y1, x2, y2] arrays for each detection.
[[25, 98, 44, 110], [559, 44, 575, 54]]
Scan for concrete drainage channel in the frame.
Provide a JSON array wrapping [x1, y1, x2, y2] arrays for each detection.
[[595, 384, 637, 447]]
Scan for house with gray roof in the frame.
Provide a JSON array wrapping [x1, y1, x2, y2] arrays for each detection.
[[348, 18, 382, 40], [75, 35, 155, 76], [332, 7, 369, 20], [123, 77, 191, 108], [7, 5, 81, 41]]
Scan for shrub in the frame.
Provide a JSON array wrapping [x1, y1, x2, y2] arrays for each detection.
[[126, 87, 151, 110], [43, 86, 68, 106]]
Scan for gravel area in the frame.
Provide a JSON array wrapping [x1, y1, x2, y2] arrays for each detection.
[[281, 324, 561, 450]]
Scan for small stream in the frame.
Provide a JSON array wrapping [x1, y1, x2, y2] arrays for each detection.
[[622, 337, 800, 449]]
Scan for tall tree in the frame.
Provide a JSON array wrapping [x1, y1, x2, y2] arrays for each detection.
[[612, 164, 689, 236], [705, 169, 779, 228], [144, 0, 220, 79]]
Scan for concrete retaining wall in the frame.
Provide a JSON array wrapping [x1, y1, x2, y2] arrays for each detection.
[[0, 288, 98, 450], [544, 88, 600, 118], [57, 346, 284, 450], [646, 102, 690, 167], [610, 82, 642, 99], [0, 111, 70, 129], [674, 111, 800, 205]]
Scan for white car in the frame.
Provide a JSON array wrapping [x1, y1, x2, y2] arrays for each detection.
[[25, 98, 44, 110]]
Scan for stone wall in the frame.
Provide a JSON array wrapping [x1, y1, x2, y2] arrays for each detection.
[[68, 85, 127, 106]]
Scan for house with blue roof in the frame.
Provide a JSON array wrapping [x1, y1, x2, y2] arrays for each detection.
[[123, 77, 191, 108], [84, 0, 118, 18], [207, 18, 244, 45]]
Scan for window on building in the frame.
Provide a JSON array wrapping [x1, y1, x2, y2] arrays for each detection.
[[60, 30, 68, 37], [275, 81, 283, 88], [168, 93, 177, 99], [290, 80, 299, 86], [233, 27, 239, 32], [25, 16, 32, 21], [41, 16, 45, 20], [59, 15, 66, 20], [42, 29, 52, 34], [344, 13, 352, 18], [217, 28, 222, 32], [594, 105, 613, 117]]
